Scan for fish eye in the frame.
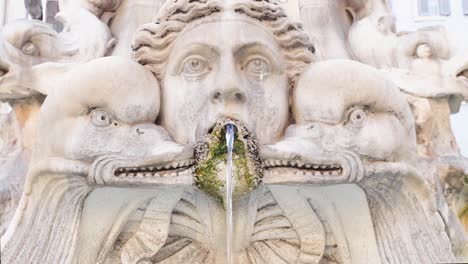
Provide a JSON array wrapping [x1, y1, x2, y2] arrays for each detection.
[[348, 108, 367, 126], [21, 42, 39, 56], [90, 109, 113, 127], [457, 69, 468, 79]]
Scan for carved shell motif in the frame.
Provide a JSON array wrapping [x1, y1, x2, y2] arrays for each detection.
[[238, 186, 326, 263], [110, 185, 344, 264]]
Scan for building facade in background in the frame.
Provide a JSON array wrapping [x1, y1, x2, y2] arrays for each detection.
[[389, 0, 468, 157], [390, 0, 468, 30]]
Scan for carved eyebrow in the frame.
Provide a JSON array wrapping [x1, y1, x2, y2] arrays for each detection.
[[175, 43, 220, 61], [342, 104, 403, 123], [233, 42, 284, 75], [85, 106, 98, 115], [233, 42, 281, 65]]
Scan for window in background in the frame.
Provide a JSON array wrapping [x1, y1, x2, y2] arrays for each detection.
[[387, 0, 393, 11], [418, 0, 440, 16], [45, 0, 62, 32], [417, 0, 451, 16], [463, 0, 468, 15], [438, 0, 451, 15], [24, 0, 43, 20]]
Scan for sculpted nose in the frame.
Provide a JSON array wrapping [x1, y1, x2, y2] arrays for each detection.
[[211, 57, 247, 105], [211, 87, 246, 104]]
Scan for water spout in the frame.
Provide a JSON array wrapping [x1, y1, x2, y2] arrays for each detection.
[[225, 123, 235, 264]]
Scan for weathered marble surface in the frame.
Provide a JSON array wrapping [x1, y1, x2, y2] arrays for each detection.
[[1, 56, 193, 263], [0, 0, 466, 263], [262, 60, 457, 262], [343, 0, 468, 235]]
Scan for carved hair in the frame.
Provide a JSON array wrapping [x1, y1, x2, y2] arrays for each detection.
[[133, 0, 315, 90]]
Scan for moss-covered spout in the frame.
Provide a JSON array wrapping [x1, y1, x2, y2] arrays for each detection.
[[194, 118, 262, 206]]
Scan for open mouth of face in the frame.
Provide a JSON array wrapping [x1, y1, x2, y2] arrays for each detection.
[[263, 159, 343, 176], [194, 118, 263, 202], [113, 159, 195, 178]]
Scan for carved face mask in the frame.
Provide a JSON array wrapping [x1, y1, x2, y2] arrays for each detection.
[[160, 20, 289, 146]]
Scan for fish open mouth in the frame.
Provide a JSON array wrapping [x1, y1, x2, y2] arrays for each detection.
[[113, 159, 195, 178], [260, 146, 364, 184], [457, 68, 468, 85], [0, 66, 8, 77], [263, 159, 343, 176], [89, 146, 196, 186]]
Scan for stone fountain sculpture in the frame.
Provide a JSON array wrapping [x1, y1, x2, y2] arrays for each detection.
[[0, 0, 467, 263], [264, 60, 457, 262], [0, 0, 124, 233], [1, 56, 194, 263], [345, 0, 468, 233]]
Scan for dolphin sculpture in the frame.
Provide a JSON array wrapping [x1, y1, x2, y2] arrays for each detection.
[[261, 60, 460, 263], [1, 56, 194, 263]]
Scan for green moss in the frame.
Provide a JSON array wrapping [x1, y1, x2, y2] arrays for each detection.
[[233, 138, 245, 154], [195, 126, 257, 205], [195, 158, 224, 204], [195, 128, 228, 204], [232, 137, 256, 198], [458, 205, 468, 218]]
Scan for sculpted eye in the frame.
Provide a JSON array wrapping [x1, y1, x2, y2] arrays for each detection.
[[348, 108, 367, 126], [90, 109, 113, 127], [181, 56, 210, 79], [244, 57, 271, 80], [21, 42, 39, 56]]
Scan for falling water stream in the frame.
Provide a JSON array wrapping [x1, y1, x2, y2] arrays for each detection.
[[225, 124, 235, 264]]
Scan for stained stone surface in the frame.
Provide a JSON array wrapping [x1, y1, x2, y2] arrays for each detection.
[[0, 0, 467, 263]]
